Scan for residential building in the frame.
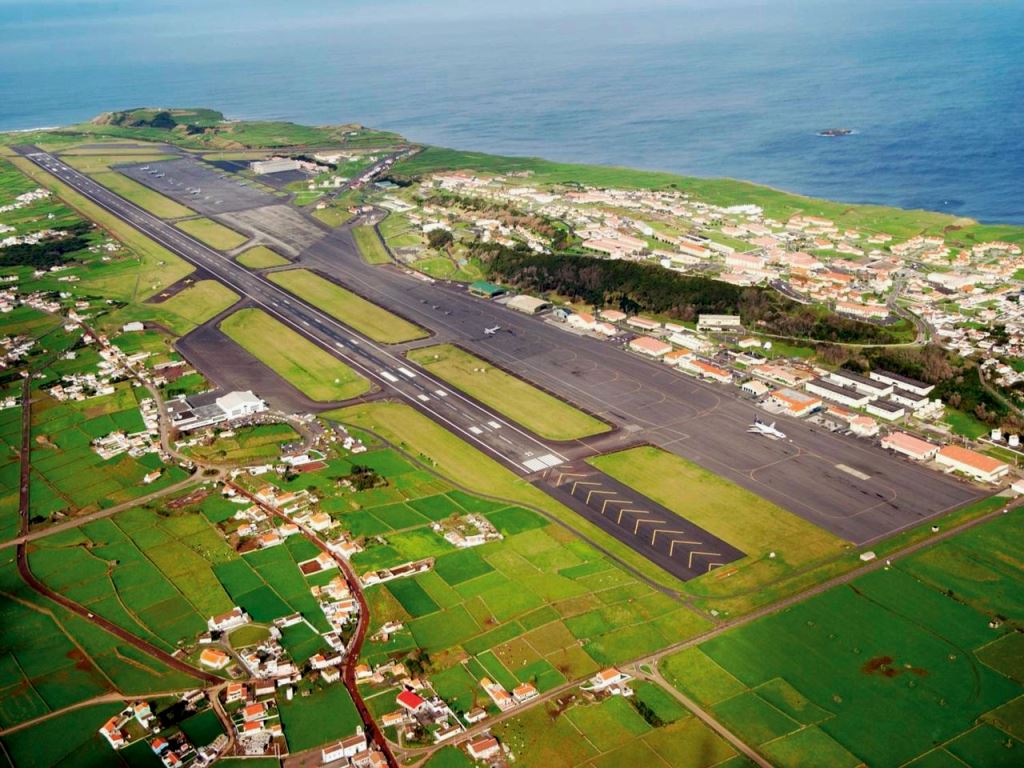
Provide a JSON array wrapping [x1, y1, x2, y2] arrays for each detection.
[[466, 737, 502, 761]]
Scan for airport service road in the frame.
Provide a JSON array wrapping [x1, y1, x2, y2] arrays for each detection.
[[16, 148, 567, 478]]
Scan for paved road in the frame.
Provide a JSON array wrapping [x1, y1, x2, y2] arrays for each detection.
[[227, 483, 398, 768]]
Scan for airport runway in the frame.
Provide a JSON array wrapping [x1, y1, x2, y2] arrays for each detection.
[[23, 149, 987, 547], [17, 148, 568, 478]]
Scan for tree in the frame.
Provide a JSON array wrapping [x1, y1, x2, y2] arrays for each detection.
[[427, 229, 453, 250]]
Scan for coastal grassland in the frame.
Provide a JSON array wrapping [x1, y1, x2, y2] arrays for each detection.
[[29, 109, 405, 151], [277, 684, 362, 752], [394, 147, 1024, 244], [6, 156, 195, 300], [219, 308, 370, 401], [174, 217, 248, 250], [29, 384, 190, 518], [236, 245, 290, 269], [661, 510, 1024, 768], [326, 401, 701, 595], [107, 279, 240, 335], [407, 344, 609, 441], [61, 153, 193, 218], [588, 446, 848, 615], [180, 423, 299, 464], [269, 268, 428, 343], [352, 225, 391, 264]]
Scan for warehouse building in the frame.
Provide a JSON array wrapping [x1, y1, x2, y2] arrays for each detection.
[[697, 314, 743, 331], [251, 158, 301, 175], [828, 369, 893, 398], [869, 369, 935, 397], [866, 399, 906, 422], [805, 378, 871, 408], [936, 445, 1009, 483], [769, 388, 821, 417], [505, 295, 550, 315], [880, 432, 939, 461], [629, 336, 673, 358]]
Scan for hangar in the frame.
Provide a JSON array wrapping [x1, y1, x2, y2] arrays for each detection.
[[506, 295, 551, 315]]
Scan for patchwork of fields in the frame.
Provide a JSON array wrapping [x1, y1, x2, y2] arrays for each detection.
[[661, 511, 1024, 768]]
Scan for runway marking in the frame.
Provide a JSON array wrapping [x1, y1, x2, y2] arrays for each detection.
[[616, 507, 648, 525], [634, 517, 666, 535], [707, 562, 726, 572], [487, 420, 501, 429], [688, 550, 721, 569], [600, 497, 630, 514], [668, 538, 703, 557], [434, 389, 447, 397], [836, 464, 871, 480], [380, 371, 399, 383], [556, 471, 588, 485], [469, 426, 483, 435], [416, 394, 430, 402], [585, 489, 616, 505], [650, 528, 691, 544], [570, 481, 601, 494], [397, 366, 417, 378]]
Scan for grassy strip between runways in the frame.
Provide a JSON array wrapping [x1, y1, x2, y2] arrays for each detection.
[[589, 446, 847, 614], [236, 245, 290, 269], [352, 225, 391, 264], [408, 343, 609, 441], [269, 268, 427, 344], [175, 217, 249, 250], [220, 308, 370, 401], [8, 156, 194, 300], [326, 401, 694, 596]]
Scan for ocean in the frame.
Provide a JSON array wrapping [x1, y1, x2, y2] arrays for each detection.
[[1, 0, 1022, 223]]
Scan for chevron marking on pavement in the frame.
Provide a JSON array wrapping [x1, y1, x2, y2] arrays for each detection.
[[556, 472, 588, 486], [688, 550, 721, 569], [586, 489, 617, 505], [650, 528, 691, 545], [634, 517, 666, 535], [707, 562, 726, 572], [570, 480, 601, 494], [600, 497, 631, 515], [668, 538, 703, 557], [616, 508, 648, 525]]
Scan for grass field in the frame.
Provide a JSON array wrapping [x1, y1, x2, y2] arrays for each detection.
[[327, 402, 695, 595], [660, 510, 1024, 768], [236, 245, 290, 268], [8, 156, 195, 300], [588, 446, 847, 615], [0, 701, 132, 768], [175, 217, 248, 250], [29, 385, 190, 518], [219, 308, 370, 401], [269, 268, 427, 343], [407, 344, 609, 441], [352, 225, 391, 264], [493, 692, 739, 768], [108, 279, 240, 334], [277, 684, 362, 752], [182, 423, 299, 464]]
